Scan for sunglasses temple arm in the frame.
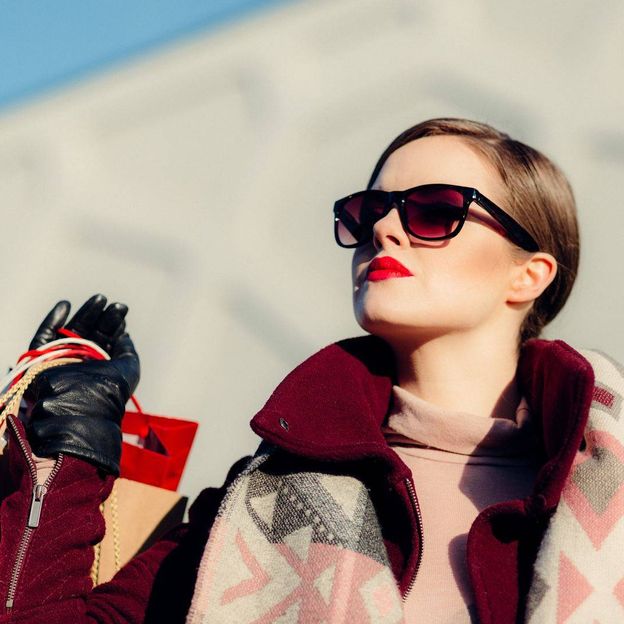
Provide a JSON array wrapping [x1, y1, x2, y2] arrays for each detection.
[[475, 195, 539, 252]]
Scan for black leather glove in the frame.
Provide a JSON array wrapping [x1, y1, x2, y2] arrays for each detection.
[[25, 295, 140, 475], [29, 293, 128, 355]]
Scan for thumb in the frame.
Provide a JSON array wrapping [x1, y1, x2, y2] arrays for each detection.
[[29, 301, 71, 350]]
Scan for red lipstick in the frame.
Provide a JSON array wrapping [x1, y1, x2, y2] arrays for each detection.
[[366, 256, 413, 282]]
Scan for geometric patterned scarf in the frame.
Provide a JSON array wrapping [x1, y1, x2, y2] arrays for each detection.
[[185, 448, 405, 624], [525, 349, 624, 623], [187, 348, 624, 623]]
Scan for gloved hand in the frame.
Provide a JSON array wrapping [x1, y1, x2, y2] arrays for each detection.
[[25, 295, 140, 475], [29, 293, 129, 355]]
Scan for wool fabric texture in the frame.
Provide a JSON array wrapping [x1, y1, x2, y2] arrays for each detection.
[[524, 349, 624, 622], [187, 348, 624, 623], [186, 449, 405, 624], [1, 336, 620, 623]]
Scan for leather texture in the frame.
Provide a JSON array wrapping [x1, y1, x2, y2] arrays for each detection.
[[29, 294, 128, 355], [25, 295, 139, 475]]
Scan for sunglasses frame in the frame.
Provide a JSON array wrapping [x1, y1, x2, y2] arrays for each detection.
[[333, 183, 539, 252]]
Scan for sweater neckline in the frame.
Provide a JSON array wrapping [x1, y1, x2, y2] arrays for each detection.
[[382, 385, 539, 458]]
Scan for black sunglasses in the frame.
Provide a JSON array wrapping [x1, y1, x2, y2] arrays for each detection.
[[333, 183, 539, 252]]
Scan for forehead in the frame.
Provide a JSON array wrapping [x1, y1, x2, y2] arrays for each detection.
[[372, 135, 506, 204]]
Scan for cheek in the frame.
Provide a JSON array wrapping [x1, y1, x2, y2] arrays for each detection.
[[429, 240, 511, 299], [440, 246, 506, 286], [351, 247, 372, 287], [352, 239, 513, 332]]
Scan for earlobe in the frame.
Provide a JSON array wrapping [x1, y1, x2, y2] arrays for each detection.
[[507, 252, 558, 304]]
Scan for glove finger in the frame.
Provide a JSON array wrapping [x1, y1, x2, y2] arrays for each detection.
[[89, 302, 128, 353], [97, 303, 128, 338], [29, 301, 71, 350], [106, 318, 126, 345], [66, 294, 107, 338], [111, 333, 140, 394]]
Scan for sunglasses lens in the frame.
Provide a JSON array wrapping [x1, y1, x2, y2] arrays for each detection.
[[336, 193, 386, 246], [404, 187, 465, 239], [335, 186, 466, 247]]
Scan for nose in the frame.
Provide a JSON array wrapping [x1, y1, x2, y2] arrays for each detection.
[[372, 206, 410, 251]]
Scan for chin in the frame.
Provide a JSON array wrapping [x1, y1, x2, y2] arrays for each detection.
[[354, 302, 458, 344], [354, 298, 400, 329], [356, 309, 422, 338], [354, 287, 425, 329]]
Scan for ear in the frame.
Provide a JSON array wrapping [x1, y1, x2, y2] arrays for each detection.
[[507, 252, 558, 304]]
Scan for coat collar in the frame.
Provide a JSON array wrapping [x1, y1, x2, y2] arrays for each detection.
[[250, 335, 595, 508], [251, 336, 399, 472]]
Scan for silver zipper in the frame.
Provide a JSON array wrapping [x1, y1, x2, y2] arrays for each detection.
[[402, 476, 424, 601], [5, 417, 63, 610]]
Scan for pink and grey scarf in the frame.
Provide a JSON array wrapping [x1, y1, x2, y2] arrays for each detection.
[[187, 349, 624, 623]]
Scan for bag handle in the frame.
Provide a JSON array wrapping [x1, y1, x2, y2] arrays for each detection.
[[0, 358, 80, 438]]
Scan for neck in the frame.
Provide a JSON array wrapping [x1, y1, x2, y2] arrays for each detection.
[[387, 329, 521, 420]]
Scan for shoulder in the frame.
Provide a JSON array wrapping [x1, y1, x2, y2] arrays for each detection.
[[187, 454, 255, 530], [570, 348, 624, 437], [576, 348, 624, 407], [576, 348, 624, 376]]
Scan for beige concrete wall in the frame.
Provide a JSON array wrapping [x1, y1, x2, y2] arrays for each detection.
[[1, 0, 623, 500]]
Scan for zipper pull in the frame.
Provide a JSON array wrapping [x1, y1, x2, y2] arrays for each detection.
[[27, 484, 48, 528]]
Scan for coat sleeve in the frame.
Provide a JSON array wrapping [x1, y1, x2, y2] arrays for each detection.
[[0, 416, 250, 624]]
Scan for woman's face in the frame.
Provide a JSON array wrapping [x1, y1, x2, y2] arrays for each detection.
[[352, 135, 524, 343]]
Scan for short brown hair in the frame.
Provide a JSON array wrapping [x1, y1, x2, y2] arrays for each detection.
[[366, 118, 579, 344]]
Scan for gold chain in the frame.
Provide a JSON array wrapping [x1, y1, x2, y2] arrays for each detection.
[[90, 482, 121, 585], [0, 358, 80, 435], [91, 511, 103, 584], [111, 483, 121, 572]]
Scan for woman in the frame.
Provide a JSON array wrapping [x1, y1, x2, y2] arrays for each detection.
[[1, 118, 622, 623]]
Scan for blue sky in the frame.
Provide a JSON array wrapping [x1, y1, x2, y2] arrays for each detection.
[[0, 0, 296, 110]]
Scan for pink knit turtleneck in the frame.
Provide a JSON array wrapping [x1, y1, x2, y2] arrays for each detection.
[[382, 386, 540, 624]]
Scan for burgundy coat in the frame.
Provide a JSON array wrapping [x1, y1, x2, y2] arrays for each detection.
[[0, 335, 594, 623]]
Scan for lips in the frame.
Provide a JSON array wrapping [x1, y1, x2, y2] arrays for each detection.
[[366, 256, 413, 282]]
